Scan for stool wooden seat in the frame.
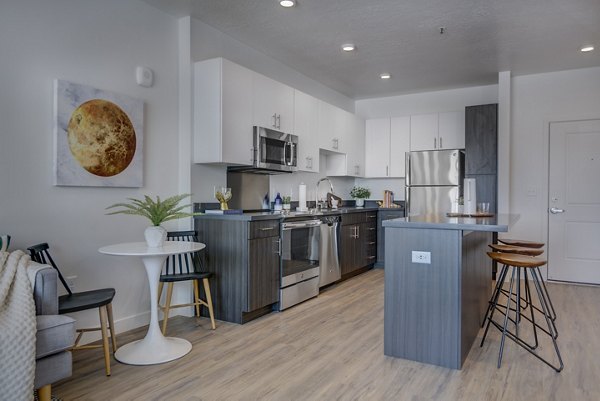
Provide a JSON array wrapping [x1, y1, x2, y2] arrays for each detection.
[[487, 252, 547, 267], [481, 251, 563, 372], [498, 238, 544, 248], [488, 244, 544, 256]]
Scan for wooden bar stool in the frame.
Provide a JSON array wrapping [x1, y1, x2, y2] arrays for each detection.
[[498, 238, 544, 248], [482, 243, 557, 339], [493, 241, 557, 324], [481, 252, 563, 372]]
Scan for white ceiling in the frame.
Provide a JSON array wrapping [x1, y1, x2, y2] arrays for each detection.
[[143, 0, 600, 99]]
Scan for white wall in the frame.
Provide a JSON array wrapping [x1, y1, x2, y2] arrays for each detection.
[[509, 66, 600, 242], [0, 0, 179, 335], [355, 84, 499, 119]]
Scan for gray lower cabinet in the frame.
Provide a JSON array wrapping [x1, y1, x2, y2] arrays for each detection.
[[195, 217, 281, 324], [377, 210, 405, 266], [247, 236, 280, 312]]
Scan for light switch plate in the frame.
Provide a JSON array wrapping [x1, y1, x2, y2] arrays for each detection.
[[412, 251, 431, 264]]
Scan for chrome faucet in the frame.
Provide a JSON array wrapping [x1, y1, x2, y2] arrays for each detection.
[[315, 177, 334, 210]]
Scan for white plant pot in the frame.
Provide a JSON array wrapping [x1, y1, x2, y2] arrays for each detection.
[[355, 198, 365, 207], [144, 226, 167, 248]]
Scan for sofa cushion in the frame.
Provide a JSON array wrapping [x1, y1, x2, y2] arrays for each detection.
[[36, 315, 75, 359]]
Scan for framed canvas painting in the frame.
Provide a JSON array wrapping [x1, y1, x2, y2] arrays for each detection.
[[54, 79, 144, 187]]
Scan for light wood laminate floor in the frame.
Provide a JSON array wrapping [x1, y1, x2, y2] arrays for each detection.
[[55, 269, 600, 401]]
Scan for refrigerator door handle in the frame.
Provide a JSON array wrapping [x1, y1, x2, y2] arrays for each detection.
[[405, 152, 411, 187]]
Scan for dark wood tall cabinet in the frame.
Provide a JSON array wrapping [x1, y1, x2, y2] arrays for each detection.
[[465, 104, 498, 213]]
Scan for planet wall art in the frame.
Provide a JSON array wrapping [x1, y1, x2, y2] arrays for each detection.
[[54, 79, 143, 187]]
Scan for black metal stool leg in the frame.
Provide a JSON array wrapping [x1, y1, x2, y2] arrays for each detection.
[[531, 269, 564, 372], [524, 269, 539, 349], [482, 263, 510, 328], [481, 264, 510, 346], [498, 266, 517, 368]]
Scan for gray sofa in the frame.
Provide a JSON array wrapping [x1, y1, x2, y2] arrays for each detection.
[[33, 265, 76, 401]]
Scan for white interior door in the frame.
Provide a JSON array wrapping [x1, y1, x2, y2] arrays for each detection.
[[548, 119, 600, 284]]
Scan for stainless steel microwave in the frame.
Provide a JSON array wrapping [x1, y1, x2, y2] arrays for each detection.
[[252, 126, 298, 173]]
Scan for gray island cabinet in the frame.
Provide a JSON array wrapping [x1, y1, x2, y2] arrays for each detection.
[[382, 214, 518, 369]]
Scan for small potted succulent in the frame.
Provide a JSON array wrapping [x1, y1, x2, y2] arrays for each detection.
[[350, 186, 371, 207], [106, 194, 201, 247], [282, 195, 292, 211]]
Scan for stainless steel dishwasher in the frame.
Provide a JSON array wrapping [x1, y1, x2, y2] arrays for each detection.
[[319, 215, 341, 287]]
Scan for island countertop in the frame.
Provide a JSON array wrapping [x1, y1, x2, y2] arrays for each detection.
[[382, 213, 519, 232]]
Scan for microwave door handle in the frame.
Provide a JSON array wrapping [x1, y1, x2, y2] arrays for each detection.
[[283, 141, 287, 165]]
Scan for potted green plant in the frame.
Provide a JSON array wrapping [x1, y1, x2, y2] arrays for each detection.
[[282, 195, 291, 211], [350, 186, 371, 207], [106, 194, 200, 247]]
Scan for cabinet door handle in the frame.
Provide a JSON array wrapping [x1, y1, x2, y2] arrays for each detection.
[[368, 241, 376, 245], [259, 227, 275, 231], [277, 114, 281, 129], [272, 113, 277, 128], [356, 225, 360, 239], [355, 165, 359, 175], [386, 165, 389, 176], [368, 214, 377, 218], [368, 227, 376, 231], [333, 138, 339, 150], [275, 238, 282, 255], [434, 137, 437, 149], [440, 136, 443, 148], [367, 256, 376, 260], [250, 147, 255, 163]]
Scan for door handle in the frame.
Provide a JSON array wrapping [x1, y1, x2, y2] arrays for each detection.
[[277, 114, 281, 129], [434, 137, 437, 149], [439, 137, 443, 148], [550, 207, 565, 214], [275, 238, 282, 255]]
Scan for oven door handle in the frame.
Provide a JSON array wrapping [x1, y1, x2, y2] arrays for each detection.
[[282, 221, 322, 230]]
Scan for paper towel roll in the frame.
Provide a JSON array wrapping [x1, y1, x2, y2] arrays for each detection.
[[464, 178, 477, 214], [298, 182, 307, 211]]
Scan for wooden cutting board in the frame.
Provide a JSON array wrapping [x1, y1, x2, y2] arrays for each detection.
[[446, 212, 495, 218]]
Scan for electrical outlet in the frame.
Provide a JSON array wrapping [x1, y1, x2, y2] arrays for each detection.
[[66, 275, 77, 292], [412, 251, 431, 264]]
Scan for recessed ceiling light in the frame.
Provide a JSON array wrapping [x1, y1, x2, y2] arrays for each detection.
[[581, 45, 594, 52], [380, 73, 391, 79], [342, 44, 355, 52], [279, 0, 295, 7]]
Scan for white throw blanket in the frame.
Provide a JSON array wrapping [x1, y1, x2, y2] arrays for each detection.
[[0, 250, 36, 401]]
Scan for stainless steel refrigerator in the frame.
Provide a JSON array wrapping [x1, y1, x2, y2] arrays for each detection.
[[405, 149, 465, 216]]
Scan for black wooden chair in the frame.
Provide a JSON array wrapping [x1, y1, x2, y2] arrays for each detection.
[[158, 231, 215, 334], [27, 243, 117, 376]]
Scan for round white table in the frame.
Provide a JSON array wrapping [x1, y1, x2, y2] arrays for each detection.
[[99, 241, 205, 365]]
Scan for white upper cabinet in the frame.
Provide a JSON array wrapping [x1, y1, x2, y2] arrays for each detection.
[[345, 113, 365, 177], [410, 111, 465, 151], [390, 116, 410, 177], [410, 113, 439, 151], [365, 116, 410, 178], [365, 118, 391, 177], [194, 58, 253, 165], [318, 100, 345, 153], [252, 73, 294, 134], [294, 90, 319, 173], [438, 111, 465, 150]]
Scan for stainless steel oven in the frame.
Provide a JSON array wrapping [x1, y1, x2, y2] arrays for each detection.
[[279, 218, 321, 310]]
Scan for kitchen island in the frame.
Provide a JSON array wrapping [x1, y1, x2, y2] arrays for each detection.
[[382, 214, 518, 369]]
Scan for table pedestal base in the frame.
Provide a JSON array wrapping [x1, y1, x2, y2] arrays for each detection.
[[115, 336, 192, 365]]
